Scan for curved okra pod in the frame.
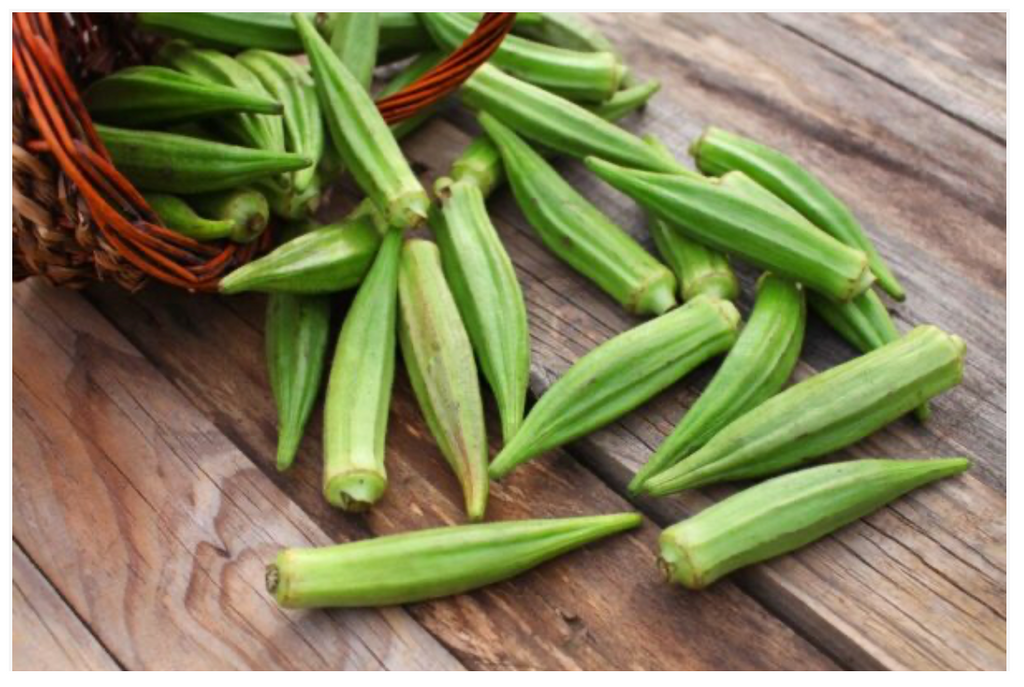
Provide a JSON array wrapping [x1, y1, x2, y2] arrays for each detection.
[[399, 240, 489, 521], [462, 64, 683, 174], [322, 229, 402, 510], [237, 50, 324, 193], [643, 325, 966, 496], [660, 458, 970, 589], [585, 157, 874, 302], [327, 13, 380, 90], [218, 204, 382, 294], [630, 275, 805, 493], [188, 187, 270, 244], [293, 13, 429, 230], [268, 512, 641, 608], [431, 178, 530, 444], [649, 216, 740, 302], [480, 113, 677, 316], [143, 193, 236, 241], [422, 13, 625, 102], [691, 127, 905, 301], [490, 295, 740, 480]]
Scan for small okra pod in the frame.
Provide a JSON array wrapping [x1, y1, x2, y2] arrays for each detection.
[[462, 65, 683, 174], [143, 193, 236, 242], [326, 13, 380, 90], [187, 186, 270, 244], [630, 275, 805, 493], [268, 512, 641, 608], [643, 325, 966, 496], [585, 157, 875, 302], [431, 177, 530, 444], [399, 240, 490, 521], [691, 127, 906, 301], [422, 13, 625, 103], [237, 50, 324, 194], [293, 13, 429, 231], [660, 458, 970, 589], [480, 113, 678, 316], [650, 216, 740, 302], [218, 204, 382, 294], [489, 295, 740, 480], [322, 229, 403, 511], [137, 13, 309, 52]]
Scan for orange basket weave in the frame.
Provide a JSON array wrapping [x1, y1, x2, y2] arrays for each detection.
[[12, 12, 516, 292]]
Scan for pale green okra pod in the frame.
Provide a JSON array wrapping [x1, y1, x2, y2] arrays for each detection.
[[489, 295, 740, 480], [399, 240, 490, 521], [660, 458, 970, 589], [327, 13, 380, 90], [643, 325, 966, 496], [268, 513, 641, 608]]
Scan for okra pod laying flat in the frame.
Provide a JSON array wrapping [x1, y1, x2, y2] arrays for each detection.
[[589, 79, 660, 121], [137, 13, 310, 52], [585, 157, 874, 302], [322, 229, 402, 511], [294, 13, 429, 230], [463, 65, 683, 174], [268, 513, 641, 608], [691, 127, 906, 300], [188, 187, 270, 244], [219, 206, 381, 294], [96, 125, 310, 194], [643, 325, 965, 495], [490, 295, 740, 480], [84, 66, 281, 127], [422, 13, 625, 102], [398, 240, 489, 521], [432, 178, 530, 444], [660, 458, 970, 589], [649, 216, 739, 302], [630, 275, 805, 492], [480, 113, 677, 316], [143, 193, 236, 241], [327, 13, 380, 90]]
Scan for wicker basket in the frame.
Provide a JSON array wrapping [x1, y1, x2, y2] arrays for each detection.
[[12, 12, 515, 292]]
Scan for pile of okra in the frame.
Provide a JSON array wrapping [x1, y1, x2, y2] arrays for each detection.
[[98, 13, 970, 607]]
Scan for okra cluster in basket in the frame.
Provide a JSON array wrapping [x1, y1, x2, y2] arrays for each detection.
[[112, 13, 970, 608]]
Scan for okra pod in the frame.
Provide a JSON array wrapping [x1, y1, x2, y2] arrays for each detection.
[[322, 229, 402, 511], [490, 295, 740, 480], [137, 13, 311, 52], [431, 178, 530, 444], [218, 204, 382, 294], [660, 458, 970, 589], [293, 13, 429, 231], [650, 216, 740, 302], [480, 113, 677, 316], [585, 157, 874, 302], [691, 127, 906, 301], [463, 64, 683, 174], [84, 65, 282, 127], [186, 187, 270, 244], [630, 275, 805, 492], [327, 13, 380, 90], [589, 79, 660, 121], [398, 240, 489, 521], [96, 125, 310, 194], [376, 12, 435, 63], [268, 512, 641, 608], [143, 193, 236, 242], [643, 325, 966, 495], [422, 13, 625, 102]]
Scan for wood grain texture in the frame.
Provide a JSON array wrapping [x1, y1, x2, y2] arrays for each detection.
[[84, 282, 835, 671], [13, 542, 120, 671], [12, 282, 462, 671]]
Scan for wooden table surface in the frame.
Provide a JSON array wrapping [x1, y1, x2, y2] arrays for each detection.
[[13, 13, 1006, 670]]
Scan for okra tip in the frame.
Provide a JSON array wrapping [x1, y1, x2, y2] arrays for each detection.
[[634, 273, 678, 316], [324, 471, 387, 512], [657, 529, 704, 590]]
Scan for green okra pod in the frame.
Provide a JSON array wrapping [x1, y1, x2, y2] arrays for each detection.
[[84, 66, 282, 128], [462, 64, 683, 174], [219, 204, 382, 294], [268, 512, 641, 608], [327, 13, 380, 90], [585, 157, 874, 302], [143, 193, 236, 241], [649, 216, 740, 302], [489, 295, 740, 480], [630, 274, 805, 492], [97, 125, 310, 194], [399, 239, 489, 521], [293, 13, 429, 231], [691, 127, 906, 301], [431, 177, 530, 444], [660, 458, 970, 589], [322, 229, 403, 511], [259, 171, 322, 221], [137, 13, 311, 52], [187, 186, 270, 244], [589, 79, 660, 121], [422, 13, 625, 102], [480, 113, 677, 316], [643, 325, 966, 496]]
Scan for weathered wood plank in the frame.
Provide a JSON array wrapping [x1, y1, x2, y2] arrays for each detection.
[[84, 281, 836, 671], [13, 542, 120, 671], [768, 13, 1006, 140], [12, 282, 463, 671]]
